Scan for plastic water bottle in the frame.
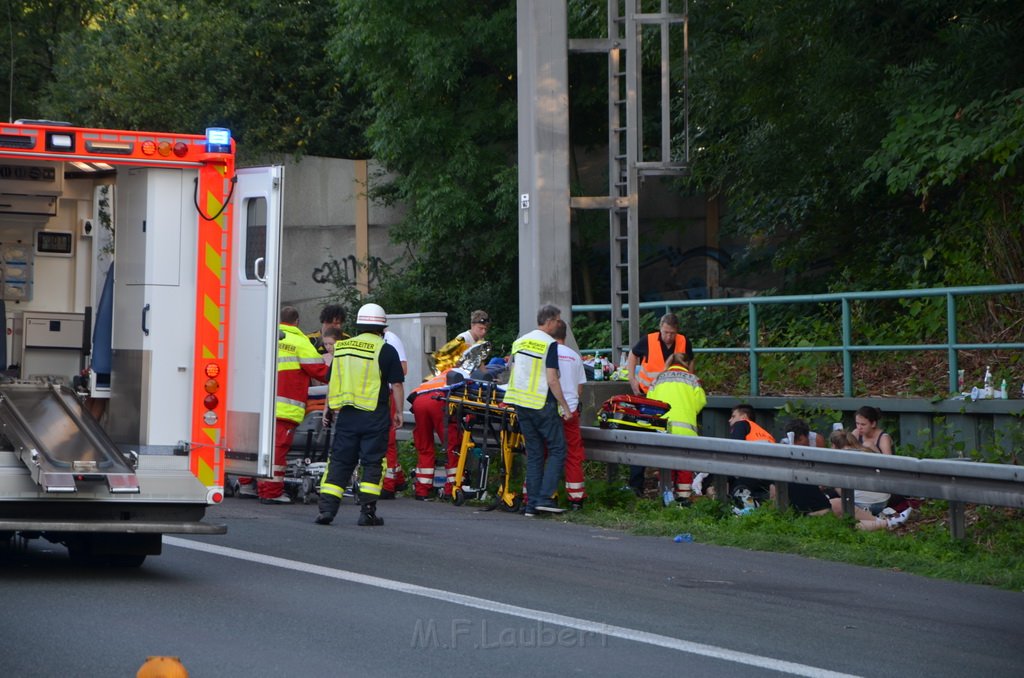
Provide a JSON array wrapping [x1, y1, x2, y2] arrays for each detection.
[[663, 489, 674, 507], [593, 358, 604, 381], [984, 366, 994, 399], [1001, 379, 1008, 400]]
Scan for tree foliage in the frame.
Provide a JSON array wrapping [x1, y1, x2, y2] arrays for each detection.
[[683, 0, 1024, 296], [38, 0, 367, 162], [6, 0, 1023, 342], [331, 0, 521, 340], [0, 1, 102, 122]]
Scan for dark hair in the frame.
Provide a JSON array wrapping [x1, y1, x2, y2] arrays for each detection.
[[733, 403, 756, 421], [785, 418, 810, 441], [551, 318, 567, 341], [280, 306, 299, 324], [536, 304, 561, 326], [322, 326, 344, 340], [855, 406, 881, 424], [658, 313, 680, 329], [320, 304, 346, 325]]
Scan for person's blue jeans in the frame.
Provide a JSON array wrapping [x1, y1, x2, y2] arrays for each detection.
[[516, 400, 567, 509]]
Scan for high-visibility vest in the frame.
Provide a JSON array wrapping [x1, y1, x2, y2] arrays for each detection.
[[276, 323, 329, 423], [328, 333, 384, 412], [743, 420, 775, 443], [647, 365, 706, 436], [503, 329, 554, 410], [637, 332, 689, 393]]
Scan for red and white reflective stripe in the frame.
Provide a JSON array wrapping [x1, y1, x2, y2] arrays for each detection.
[[414, 467, 434, 485], [674, 482, 692, 498], [446, 467, 457, 481], [565, 481, 585, 500]]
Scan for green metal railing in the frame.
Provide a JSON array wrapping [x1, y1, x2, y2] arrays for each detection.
[[573, 283, 1024, 397]]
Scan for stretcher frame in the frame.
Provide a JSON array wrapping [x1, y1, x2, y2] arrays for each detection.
[[441, 381, 522, 512]]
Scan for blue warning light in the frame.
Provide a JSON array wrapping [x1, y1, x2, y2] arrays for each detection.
[[205, 127, 232, 154]]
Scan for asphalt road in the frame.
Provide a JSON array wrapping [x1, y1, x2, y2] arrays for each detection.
[[2, 495, 1022, 677]]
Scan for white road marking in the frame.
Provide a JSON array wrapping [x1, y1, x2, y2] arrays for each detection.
[[165, 536, 861, 678]]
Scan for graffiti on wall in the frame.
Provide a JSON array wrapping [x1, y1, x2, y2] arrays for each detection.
[[311, 254, 387, 288]]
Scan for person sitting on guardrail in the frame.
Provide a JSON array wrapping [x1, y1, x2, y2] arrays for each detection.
[[646, 352, 706, 506]]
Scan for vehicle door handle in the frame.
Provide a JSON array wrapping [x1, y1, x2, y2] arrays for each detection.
[[142, 303, 150, 336]]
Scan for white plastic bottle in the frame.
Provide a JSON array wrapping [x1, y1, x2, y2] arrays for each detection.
[[983, 366, 994, 399], [1000, 378, 1008, 400]]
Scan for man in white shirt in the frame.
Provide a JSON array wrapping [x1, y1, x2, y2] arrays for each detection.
[[552, 319, 588, 509]]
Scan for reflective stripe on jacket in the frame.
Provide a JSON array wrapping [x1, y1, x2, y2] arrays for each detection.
[[646, 365, 706, 436], [277, 323, 330, 423], [503, 329, 554, 410], [328, 333, 384, 412], [637, 332, 689, 393]]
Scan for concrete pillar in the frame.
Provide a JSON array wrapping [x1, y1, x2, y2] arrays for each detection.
[[516, 0, 572, 335]]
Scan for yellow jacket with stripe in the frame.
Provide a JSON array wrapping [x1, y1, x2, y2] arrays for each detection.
[[647, 365, 706, 436]]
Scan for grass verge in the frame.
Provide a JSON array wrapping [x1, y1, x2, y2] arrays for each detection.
[[564, 480, 1024, 591]]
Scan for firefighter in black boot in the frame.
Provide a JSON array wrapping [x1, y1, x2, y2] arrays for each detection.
[[315, 303, 405, 526]]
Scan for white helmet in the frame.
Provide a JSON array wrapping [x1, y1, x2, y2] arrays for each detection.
[[356, 302, 388, 327]]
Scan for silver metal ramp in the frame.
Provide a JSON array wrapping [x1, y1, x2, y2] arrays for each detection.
[[0, 383, 140, 494]]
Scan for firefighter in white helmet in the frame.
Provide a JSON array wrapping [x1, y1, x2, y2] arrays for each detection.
[[315, 303, 405, 526]]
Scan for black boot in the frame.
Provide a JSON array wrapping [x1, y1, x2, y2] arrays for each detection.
[[315, 494, 341, 525], [358, 500, 384, 526]]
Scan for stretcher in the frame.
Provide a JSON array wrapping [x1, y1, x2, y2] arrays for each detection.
[[441, 379, 522, 512], [596, 394, 670, 432]]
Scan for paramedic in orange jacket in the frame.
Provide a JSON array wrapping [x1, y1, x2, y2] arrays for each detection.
[[624, 312, 692, 495], [408, 370, 461, 500], [646, 353, 706, 505], [726, 403, 775, 501], [259, 306, 329, 503], [626, 312, 692, 396]]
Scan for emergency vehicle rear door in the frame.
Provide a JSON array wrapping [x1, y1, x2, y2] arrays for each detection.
[[224, 165, 283, 478]]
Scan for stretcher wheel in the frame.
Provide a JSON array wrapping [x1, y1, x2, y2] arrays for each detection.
[[500, 495, 522, 513], [453, 489, 467, 506]]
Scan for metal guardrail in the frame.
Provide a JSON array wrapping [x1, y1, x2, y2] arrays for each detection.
[[579, 425, 1024, 538], [574, 283, 1024, 397], [398, 412, 1023, 537]]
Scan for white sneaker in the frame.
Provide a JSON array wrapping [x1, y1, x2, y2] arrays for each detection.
[[886, 508, 912, 529]]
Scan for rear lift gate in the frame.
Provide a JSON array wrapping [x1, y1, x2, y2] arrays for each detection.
[[0, 383, 140, 494]]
